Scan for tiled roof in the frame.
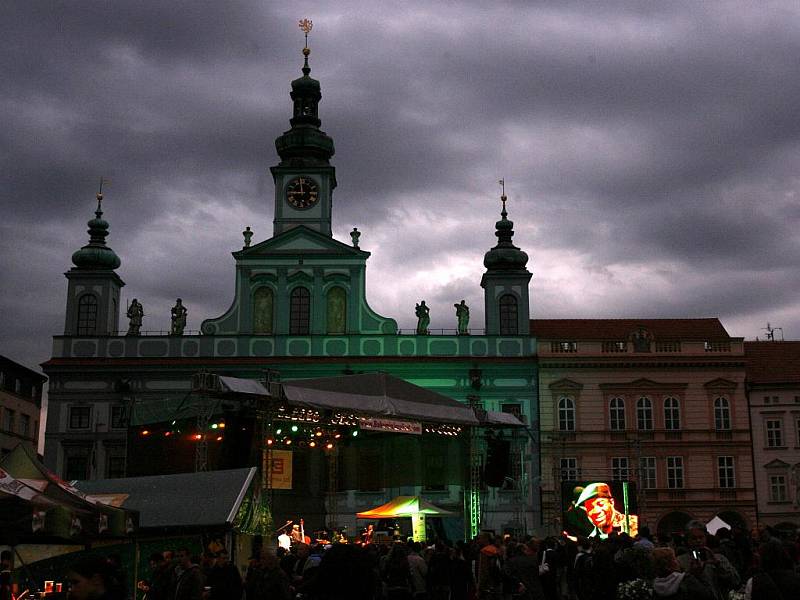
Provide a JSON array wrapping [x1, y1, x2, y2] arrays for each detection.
[[744, 341, 800, 384], [529, 318, 731, 340]]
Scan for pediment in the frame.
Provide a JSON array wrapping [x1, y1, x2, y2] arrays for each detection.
[[549, 378, 584, 391], [764, 458, 791, 470], [703, 378, 738, 391], [599, 378, 688, 391], [235, 226, 369, 258]]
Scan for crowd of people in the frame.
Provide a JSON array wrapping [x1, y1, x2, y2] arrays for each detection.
[[6, 522, 800, 600]]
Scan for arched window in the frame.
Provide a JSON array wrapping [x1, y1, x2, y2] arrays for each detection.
[[558, 396, 576, 431], [714, 396, 731, 431], [253, 287, 274, 334], [77, 294, 98, 335], [289, 287, 311, 334], [326, 287, 347, 334], [610, 397, 626, 430], [637, 396, 653, 430], [664, 397, 681, 430], [498, 294, 518, 335]]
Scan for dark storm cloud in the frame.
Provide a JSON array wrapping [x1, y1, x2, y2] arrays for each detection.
[[2, 1, 800, 369]]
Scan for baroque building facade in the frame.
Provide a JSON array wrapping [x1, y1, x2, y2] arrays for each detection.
[[0, 355, 46, 457], [745, 341, 800, 530], [42, 44, 539, 536], [533, 318, 756, 536]]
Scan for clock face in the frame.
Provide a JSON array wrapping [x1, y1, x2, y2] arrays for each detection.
[[285, 177, 319, 210]]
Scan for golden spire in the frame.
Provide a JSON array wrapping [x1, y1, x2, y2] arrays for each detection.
[[299, 18, 313, 52], [498, 179, 507, 214]]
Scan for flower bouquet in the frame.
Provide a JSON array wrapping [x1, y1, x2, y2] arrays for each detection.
[[617, 578, 653, 600]]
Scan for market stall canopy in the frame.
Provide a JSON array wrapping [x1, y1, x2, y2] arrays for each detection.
[[76, 467, 257, 530], [356, 496, 458, 519], [0, 444, 137, 542]]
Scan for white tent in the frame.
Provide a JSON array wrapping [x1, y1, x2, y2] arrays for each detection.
[[706, 515, 730, 536]]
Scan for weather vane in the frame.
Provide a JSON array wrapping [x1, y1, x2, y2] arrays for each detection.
[[97, 176, 111, 210], [498, 178, 507, 211], [299, 18, 313, 49]]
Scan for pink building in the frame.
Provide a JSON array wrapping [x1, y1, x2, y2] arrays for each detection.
[[533, 318, 756, 536], [745, 341, 800, 530]]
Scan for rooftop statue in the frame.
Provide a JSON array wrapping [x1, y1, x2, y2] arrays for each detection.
[[454, 300, 470, 335], [415, 301, 430, 335], [126, 299, 143, 336], [170, 299, 187, 336]]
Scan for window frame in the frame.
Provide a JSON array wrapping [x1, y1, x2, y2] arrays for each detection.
[[289, 286, 311, 335], [717, 456, 735, 489], [557, 396, 576, 432], [769, 474, 787, 502], [609, 396, 626, 431], [611, 456, 630, 481], [559, 457, 579, 481], [498, 294, 519, 335], [77, 294, 99, 335], [714, 396, 731, 431], [636, 396, 653, 431], [69, 406, 91, 430], [666, 456, 684, 489], [766, 419, 784, 448], [664, 396, 681, 431], [639, 456, 657, 489]]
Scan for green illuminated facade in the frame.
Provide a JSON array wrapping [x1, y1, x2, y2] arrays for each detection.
[[43, 44, 539, 536]]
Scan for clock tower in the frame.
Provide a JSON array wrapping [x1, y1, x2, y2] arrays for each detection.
[[271, 40, 336, 237]]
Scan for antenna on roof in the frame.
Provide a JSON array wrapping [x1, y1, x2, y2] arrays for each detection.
[[762, 322, 784, 342]]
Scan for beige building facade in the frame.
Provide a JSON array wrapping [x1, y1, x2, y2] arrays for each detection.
[[0, 355, 46, 457], [745, 341, 800, 530], [533, 319, 756, 537]]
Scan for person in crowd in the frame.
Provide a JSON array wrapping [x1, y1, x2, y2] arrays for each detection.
[[652, 547, 714, 599], [426, 540, 453, 600], [504, 541, 544, 600], [407, 541, 428, 600], [66, 556, 125, 600], [633, 527, 655, 552], [251, 549, 290, 600], [307, 543, 377, 600], [477, 536, 503, 600], [1, 551, 14, 600], [205, 549, 241, 600], [746, 539, 800, 599], [451, 542, 476, 600], [676, 521, 740, 600], [383, 543, 413, 600], [243, 553, 262, 600], [172, 549, 204, 600], [138, 553, 173, 600], [572, 538, 595, 600], [714, 527, 744, 578]]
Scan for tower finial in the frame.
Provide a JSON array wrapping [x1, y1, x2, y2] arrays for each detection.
[[96, 177, 110, 216], [498, 178, 507, 216], [299, 18, 313, 72]]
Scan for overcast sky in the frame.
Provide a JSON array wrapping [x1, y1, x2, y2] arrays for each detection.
[[2, 1, 800, 370]]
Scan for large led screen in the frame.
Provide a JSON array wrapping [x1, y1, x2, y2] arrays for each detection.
[[561, 480, 639, 539]]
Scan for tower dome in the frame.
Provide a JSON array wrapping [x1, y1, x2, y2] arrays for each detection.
[[483, 193, 529, 271], [71, 191, 121, 270]]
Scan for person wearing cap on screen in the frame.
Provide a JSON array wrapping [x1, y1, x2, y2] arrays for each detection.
[[576, 482, 638, 538]]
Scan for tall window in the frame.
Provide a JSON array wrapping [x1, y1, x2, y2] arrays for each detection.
[[718, 456, 735, 488], [667, 456, 684, 488], [77, 294, 98, 335], [498, 294, 518, 335], [19, 414, 30, 437], [558, 396, 575, 431], [69, 406, 91, 429], [289, 287, 311, 334], [326, 286, 347, 334], [664, 397, 681, 430], [253, 287, 274, 334], [639, 456, 657, 489], [714, 397, 731, 430], [63, 446, 91, 481], [3, 409, 15, 432], [637, 397, 653, 430], [559, 458, 579, 481], [610, 397, 626, 430], [766, 420, 783, 447], [110, 405, 126, 429], [612, 457, 630, 481], [769, 475, 787, 502]]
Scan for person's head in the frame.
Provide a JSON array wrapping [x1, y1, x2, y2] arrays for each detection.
[[66, 557, 118, 600], [577, 483, 616, 534], [652, 548, 680, 577], [759, 539, 792, 571], [685, 521, 707, 549], [638, 526, 651, 541], [176, 548, 193, 569], [163, 550, 174, 563], [148, 553, 165, 569], [260, 548, 279, 571]]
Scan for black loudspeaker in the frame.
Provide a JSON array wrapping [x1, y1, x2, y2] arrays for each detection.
[[219, 410, 255, 469], [484, 439, 510, 487]]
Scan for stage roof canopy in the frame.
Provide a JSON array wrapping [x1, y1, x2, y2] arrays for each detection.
[[356, 495, 457, 519]]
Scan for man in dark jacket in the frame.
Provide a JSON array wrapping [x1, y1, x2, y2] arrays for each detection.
[[206, 549, 242, 600], [173, 549, 204, 600]]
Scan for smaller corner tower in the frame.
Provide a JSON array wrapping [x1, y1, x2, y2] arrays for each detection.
[[64, 186, 124, 336], [271, 20, 336, 237], [481, 184, 531, 335]]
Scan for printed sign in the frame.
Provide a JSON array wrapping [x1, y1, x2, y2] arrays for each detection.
[[265, 450, 293, 489]]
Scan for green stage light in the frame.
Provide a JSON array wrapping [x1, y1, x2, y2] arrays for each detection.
[[291, 425, 299, 432]]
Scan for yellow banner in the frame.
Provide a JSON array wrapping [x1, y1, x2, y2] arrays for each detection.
[[265, 450, 293, 489]]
